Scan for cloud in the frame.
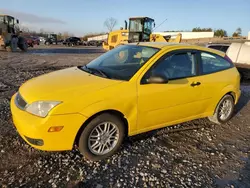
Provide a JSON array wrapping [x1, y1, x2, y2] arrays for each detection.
[[0, 9, 66, 24]]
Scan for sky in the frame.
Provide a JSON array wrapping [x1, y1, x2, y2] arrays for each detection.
[[1, 0, 250, 36]]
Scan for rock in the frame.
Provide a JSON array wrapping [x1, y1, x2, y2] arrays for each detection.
[[66, 176, 70, 181], [161, 169, 167, 174], [96, 184, 103, 188]]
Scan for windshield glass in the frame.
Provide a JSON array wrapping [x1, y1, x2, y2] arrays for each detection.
[[0, 16, 4, 23], [144, 20, 154, 34], [80, 45, 160, 81], [8, 16, 15, 26], [129, 19, 143, 32]]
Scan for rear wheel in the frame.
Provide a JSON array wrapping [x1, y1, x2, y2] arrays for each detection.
[[208, 94, 234, 124], [78, 113, 125, 161], [18, 39, 28, 52]]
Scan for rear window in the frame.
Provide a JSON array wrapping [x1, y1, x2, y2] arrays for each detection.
[[201, 52, 233, 74]]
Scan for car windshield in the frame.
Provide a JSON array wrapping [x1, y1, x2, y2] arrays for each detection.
[[79, 45, 160, 81], [0, 16, 4, 23], [129, 19, 143, 32], [144, 20, 154, 34]]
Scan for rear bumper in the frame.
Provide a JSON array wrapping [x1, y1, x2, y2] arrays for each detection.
[[10, 93, 87, 151]]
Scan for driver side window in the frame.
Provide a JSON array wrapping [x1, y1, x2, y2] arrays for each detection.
[[148, 51, 197, 80]]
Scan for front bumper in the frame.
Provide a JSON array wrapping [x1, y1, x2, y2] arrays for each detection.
[[10, 93, 87, 151]]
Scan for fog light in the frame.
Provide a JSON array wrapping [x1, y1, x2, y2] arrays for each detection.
[[48, 126, 64, 132], [24, 136, 44, 146]]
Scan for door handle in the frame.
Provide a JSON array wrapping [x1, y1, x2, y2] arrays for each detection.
[[190, 82, 201, 87]]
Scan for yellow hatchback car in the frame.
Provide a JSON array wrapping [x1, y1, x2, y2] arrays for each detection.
[[10, 42, 241, 161]]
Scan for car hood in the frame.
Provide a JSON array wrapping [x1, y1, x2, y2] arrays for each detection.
[[19, 67, 122, 103]]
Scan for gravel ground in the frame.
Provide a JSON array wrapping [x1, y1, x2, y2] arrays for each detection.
[[0, 47, 250, 188]]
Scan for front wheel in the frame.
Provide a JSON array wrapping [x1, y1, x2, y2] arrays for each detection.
[[78, 113, 125, 161], [208, 94, 234, 124], [17, 37, 28, 51]]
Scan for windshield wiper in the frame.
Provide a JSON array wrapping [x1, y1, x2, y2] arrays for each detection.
[[83, 65, 109, 78]]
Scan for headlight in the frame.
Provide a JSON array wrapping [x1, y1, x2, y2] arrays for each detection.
[[26, 101, 61, 118]]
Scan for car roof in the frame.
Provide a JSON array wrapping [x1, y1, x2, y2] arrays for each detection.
[[128, 42, 225, 56]]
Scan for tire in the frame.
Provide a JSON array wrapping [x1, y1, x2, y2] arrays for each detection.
[[208, 94, 234, 125], [17, 37, 29, 52], [78, 113, 125, 161]]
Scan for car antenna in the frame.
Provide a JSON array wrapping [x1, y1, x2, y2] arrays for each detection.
[[153, 17, 168, 32]]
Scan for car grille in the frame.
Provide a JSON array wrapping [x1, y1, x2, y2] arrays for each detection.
[[15, 93, 27, 110]]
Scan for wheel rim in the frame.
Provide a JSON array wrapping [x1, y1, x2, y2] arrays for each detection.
[[88, 122, 119, 155], [219, 99, 233, 121]]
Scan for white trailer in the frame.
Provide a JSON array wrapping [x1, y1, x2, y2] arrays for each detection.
[[226, 33, 250, 79], [152, 32, 214, 39], [87, 34, 108, 42]]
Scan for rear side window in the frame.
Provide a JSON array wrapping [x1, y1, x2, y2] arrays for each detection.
[[200, 52, 233, 74]]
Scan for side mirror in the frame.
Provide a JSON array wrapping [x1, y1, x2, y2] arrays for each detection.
[[16, 19, 19, 24], [146, 73, 168, 84], [154, 22, 156, 28]]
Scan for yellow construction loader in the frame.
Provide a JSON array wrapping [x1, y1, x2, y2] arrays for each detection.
[[0, 15, 28, 52], [103, 17, 182, 50]]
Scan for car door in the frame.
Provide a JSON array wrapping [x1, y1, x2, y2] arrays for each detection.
[[137, 50, 204, 133], [196, 50, 236, 114]]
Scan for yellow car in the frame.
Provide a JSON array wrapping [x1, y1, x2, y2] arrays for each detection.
[[10, 42, 241, 161]]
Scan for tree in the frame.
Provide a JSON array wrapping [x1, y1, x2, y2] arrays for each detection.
[[232, 27, 242, 37], [214, 29, 227, 37], [232, 32, 239, 37], [62, 32, 69, 39], [236, 27, 242, 36], [57, 32, 63, 40], [104, 17, 117, 32], [192, 27, 212, 32]]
